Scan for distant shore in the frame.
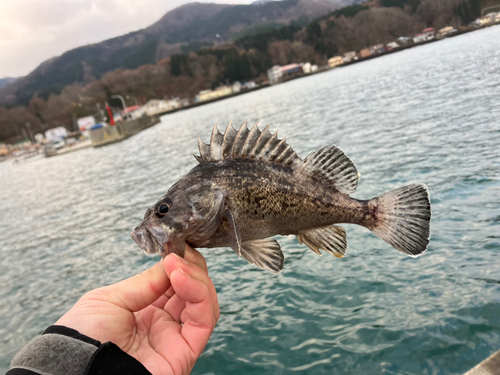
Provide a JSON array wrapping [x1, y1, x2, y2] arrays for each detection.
[[153, 24, 492, 119]]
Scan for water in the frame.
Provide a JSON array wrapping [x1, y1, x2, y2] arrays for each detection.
[[1, 26, 500, 374]]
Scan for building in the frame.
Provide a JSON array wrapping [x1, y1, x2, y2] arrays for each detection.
[[0, 143, 9, 157], [243, 81, 257, 89], [302, 62, 312, 74], [386, 42, 399, 51], [134, 99, 181, 117], [281, 63, 303, 76], [342, 51, 357, 63], [475, 15, 495, 27], [328, 56, 343, 68], [267, 65, 283, 84], [369, 43, 385, 55], [436, 26, 457, 39], [359, 49, 371, 58], [422, 27, 435, 39], [195, 86, 233, 102], [45, 126, 68, 141], [413, 34, 427, 44], [396, 37, 414, 47], [232, 82, 242, 93]]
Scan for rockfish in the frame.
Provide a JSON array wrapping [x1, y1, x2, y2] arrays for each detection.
[[131, 122, 431, 273]]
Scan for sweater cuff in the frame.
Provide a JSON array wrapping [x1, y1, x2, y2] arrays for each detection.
[[8, 325, 151, 375], [9, 326, 99, 375]]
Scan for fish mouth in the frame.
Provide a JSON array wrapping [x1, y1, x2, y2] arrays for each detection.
[[130, 225, 168, 257], [130, 224, 186, 258]]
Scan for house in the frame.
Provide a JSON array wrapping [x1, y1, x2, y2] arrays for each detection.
[[436, 26, 457, 39], [281, 63, 303, 75], [243, 81, 257, 89], [195, 86, 233, 102], [267, 65, 283, 84], [342, 51, 357, 63], [302, 62, 312, 74], [369, 44, 384, 55], [385, 42, 399, 51], [396, 37, 414, 47], [328, 56, 343, 68], [413, 34, 427, 44], [359, 49, 371, 58], [45, 126, 68, 141], [422, 27, 435, 40], [475, 15, 495, 27], [232, 82, 242, 93]]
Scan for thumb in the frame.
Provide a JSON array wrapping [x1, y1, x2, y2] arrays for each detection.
[[98, 261, 171, 312]]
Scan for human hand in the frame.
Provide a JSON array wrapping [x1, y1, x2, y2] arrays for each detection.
[[56, 245, 219, 375]]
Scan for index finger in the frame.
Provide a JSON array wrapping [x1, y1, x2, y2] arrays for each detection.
[[183, 244, 208, 273]]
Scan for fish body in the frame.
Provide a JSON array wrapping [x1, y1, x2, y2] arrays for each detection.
[[131, 122, 431, 273]]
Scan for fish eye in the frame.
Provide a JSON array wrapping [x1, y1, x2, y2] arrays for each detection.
[[155, 198, 172, 217]]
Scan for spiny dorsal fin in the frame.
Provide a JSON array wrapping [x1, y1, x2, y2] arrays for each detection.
[[296, 145, 359, 194], [195, 121, 301, 166]]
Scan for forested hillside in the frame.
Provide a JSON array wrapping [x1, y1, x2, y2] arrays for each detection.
[[0, 0, 344, 108], [0, 0, 488, 143]]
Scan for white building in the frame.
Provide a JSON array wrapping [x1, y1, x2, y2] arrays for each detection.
[[369, 44, 385, 55], [302, 62, 312, 74], [232, 82, 242, 93], [342, 51, 357, 63], [243, 81, 257, 89], [267, 65, 283, 84], [133, 99, 181, 118], [45, 126, 68, 141]]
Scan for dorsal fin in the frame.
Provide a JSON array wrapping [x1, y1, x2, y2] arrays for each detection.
[[195, 121, 301, 166], [296, 145, 359, 194]]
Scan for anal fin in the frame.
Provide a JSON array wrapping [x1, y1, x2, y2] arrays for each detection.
[[296, 225, 347, 258], [239, 238, 285, 274]]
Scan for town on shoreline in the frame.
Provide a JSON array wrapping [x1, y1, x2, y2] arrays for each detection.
[[1, 13, 499, 163]]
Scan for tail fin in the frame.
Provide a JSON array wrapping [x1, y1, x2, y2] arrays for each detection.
[[369, 184, 431, 257]]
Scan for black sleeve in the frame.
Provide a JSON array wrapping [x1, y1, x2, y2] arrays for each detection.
[[7, 325, 151, 375]]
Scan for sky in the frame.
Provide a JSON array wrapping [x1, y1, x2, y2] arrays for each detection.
[[0, 0, 257, 79]]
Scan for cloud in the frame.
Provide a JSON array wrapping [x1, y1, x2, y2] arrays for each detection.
[[0, 0, 255, 78]]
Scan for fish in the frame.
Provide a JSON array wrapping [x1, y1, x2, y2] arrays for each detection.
[[131, 121, 431, 273]]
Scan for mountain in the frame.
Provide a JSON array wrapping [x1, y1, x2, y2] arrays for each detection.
[[0, 0, 347, 107], [0, 77, 17, 89]]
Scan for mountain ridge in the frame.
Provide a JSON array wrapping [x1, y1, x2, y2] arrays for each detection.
[[0, 0, 346, 107]]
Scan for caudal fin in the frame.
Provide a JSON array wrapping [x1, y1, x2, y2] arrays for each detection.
[[369, 184, 431, 257]]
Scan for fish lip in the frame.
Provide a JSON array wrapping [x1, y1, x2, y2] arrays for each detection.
[[130, 225, 162, 255]]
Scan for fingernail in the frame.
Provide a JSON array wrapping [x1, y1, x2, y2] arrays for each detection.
[[173, 253, 189, 265], [179, 268, 192, 279]]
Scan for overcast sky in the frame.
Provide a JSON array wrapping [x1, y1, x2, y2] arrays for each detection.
[[0, 0, 256, 78]]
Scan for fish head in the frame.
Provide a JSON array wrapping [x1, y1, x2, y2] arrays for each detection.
[[130, 184, 225, 258]]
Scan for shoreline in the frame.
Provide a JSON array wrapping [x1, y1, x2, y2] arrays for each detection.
[[153, 24, 494, 119]]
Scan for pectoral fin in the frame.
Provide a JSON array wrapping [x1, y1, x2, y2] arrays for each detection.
[[239, 239, 285, 274], [222, 209, 285, 273], [296, 225, 347, 258]]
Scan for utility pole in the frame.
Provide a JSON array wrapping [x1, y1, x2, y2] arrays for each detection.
[[25, 122, 34, 144]]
